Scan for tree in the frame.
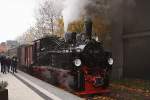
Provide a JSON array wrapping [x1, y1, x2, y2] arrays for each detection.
[[55, 17, 64, 37], [67, 18, 84, 33], [16, 0, 63, 44], [36, 0, 62, 36]]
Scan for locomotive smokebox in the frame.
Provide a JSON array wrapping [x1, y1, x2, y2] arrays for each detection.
[[84, 16, 92, 40]]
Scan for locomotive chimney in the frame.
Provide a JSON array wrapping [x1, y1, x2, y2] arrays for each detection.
[[84, 16, 92, 40]]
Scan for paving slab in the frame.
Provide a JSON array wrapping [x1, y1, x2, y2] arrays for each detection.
[[0, 73, 44, 100], [14, 70, 83, 100]]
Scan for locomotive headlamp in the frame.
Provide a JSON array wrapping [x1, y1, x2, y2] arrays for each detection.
[[108, 58, 113, 65], [74, 59, 82, 66]]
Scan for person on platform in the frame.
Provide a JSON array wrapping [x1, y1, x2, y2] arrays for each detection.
[[12, 56, 18, 73], [10, 57, 13, 71], [1, 56, 7, 74], [0, 56, 2, 72], [6, 57, 11, 73]]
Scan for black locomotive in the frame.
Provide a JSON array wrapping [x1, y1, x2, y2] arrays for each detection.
[[18, 17, 113, 95]]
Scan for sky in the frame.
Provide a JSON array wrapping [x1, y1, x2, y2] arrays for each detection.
[[0, 0, 38, 43]]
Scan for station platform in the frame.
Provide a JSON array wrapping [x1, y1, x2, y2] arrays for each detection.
[[0, 70, 83, 100]]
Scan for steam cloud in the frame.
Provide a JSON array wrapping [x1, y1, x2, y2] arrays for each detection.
[[61, 0, 136, 32], [62, 0, 90, 32], [62, 0, 111, 32]]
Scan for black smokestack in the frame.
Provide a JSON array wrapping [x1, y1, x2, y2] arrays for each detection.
[[84, 16, 92, 40]]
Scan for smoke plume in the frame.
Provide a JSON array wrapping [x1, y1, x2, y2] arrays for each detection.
[[62, 0, 112, 32], [62, 0, 136, 32], [62, 0, 90, 32]]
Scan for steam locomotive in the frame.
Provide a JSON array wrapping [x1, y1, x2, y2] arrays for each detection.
[[17, 17, 113, 95]]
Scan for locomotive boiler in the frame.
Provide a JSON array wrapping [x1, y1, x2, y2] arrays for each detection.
[[17, 17, 113, 95]]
